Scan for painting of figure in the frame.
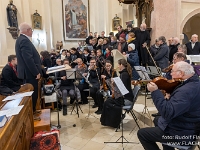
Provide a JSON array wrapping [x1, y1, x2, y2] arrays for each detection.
[[62, 0, 89, 40]]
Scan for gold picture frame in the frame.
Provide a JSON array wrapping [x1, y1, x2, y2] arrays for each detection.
[[31, 10, 42, 30], [112, 15, 121, 31]]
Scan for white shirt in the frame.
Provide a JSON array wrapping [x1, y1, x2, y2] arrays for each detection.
[[21, 33, 31, 41]]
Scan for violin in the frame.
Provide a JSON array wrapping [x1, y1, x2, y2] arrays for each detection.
[[102, 78, 109, 91], [132, 76, 182, 94], [162, 64, 173, 73]]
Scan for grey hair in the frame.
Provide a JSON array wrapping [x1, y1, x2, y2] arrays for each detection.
[[158, 36, 166, 43], [176, 61, 195, 75], [177, 44, 187, 54], [173, 37, 180, 44], [19, 22, 31, 33], [191, 34, 198, 38]]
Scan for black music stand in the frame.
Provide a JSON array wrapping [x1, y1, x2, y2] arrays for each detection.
[[134, 66, 152, 124], [104, 77, 138, 149], [64, 69, 83, 118]]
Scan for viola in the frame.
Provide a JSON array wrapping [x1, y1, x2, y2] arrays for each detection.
[[162, 64, 173, 73], [132, 76, 182, 94]]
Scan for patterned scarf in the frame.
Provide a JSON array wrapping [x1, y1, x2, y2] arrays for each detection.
[[127, 37, 135, 44], [8, 62, 17, 76]]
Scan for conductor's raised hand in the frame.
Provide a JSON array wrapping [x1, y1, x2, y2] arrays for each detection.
[[36, 73, 41, 79], [147, 82, 158, 92]]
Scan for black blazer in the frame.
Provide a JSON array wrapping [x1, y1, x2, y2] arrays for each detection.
[[119, 69, 133, 102], [1, 64, 23, 92], [186, 42, 200, 55], [15, 34, 42, 79]]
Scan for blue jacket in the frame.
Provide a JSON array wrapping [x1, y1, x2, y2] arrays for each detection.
[[127, 50, 140, 66], [152, 74, 200, 140]]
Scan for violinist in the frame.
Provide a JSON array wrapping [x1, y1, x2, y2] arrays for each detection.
[[137, 61, 200, 150], [82, 58, 101, 107], [75, 58, 89, 104], [100, 59, 133, 128], [95, 60, 117, 114], [96, 49, 105, 72], [164, 52, 187, 80]]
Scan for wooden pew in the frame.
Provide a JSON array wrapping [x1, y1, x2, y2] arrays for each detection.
[[0, 83, 34, 150]]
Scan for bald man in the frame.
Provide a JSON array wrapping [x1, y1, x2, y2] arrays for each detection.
[[15, 22, 42, 121], [185, 34, 200, 55], [138, 61, 200, 150]]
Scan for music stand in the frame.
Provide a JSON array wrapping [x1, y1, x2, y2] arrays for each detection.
[[104, 77, 138, 149], [134, 66, 152, 124], [64, 69, 83, 118]]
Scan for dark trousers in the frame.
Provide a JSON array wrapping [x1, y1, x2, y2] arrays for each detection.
[[96, 90, 104, 110], [137, 117, 175, 150], [25, 78, 38, 112], [78, 83, 89, 103], [90, 86, 98, 105]]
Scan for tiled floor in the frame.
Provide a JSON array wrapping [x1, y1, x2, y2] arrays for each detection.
[[50, 94, 157, 150]]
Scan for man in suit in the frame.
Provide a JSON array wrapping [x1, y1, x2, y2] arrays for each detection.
[[186, 34, 200, 55], [15, 22, 42, 121], [1, 55, 23, 92]]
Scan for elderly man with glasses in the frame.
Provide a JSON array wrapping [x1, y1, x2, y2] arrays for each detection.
[[137, 61, 200, 150]]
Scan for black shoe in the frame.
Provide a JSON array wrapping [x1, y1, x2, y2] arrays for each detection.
[[78, 101, 83, 104], [95, 108, 100, 114], [70, 98, 75, 104], [151, 113, 160, 117], [63, 105, 67, 116], [92, 104, 98, 108], [96, 110, 102, 115]]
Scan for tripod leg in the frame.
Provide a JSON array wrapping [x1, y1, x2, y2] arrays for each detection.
[[130, 111, 140, 129]]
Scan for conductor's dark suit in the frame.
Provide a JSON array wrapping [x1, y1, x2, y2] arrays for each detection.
[[15, 34, 42, 112]]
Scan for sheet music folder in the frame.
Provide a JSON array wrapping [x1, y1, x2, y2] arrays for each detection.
[[46, 65, 71, 74], [106, 77, 129, 99]]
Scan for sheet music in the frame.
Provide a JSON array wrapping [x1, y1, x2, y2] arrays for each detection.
[[112, 77, 129, 95], [2, 91, 33, 101], [46, 64, 71, 74], [0, 105, 24, 117], [47, 65, 65, 71], [66, 69, 76, 79], [134, 66, 151, 80]]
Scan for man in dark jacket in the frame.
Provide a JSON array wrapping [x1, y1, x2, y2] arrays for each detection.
[[15, 22, 42, 120], [138, 61, 200, 150], [134, 23, 151, 66], [186, 34, 200, 55], [1, 55, 23, 92], [154, 36, 169, 70], [169, 37, 180, 63]]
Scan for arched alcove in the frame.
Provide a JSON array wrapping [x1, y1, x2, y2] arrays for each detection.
[[182, 13, 200, 43], [180, 8, 200, 43]]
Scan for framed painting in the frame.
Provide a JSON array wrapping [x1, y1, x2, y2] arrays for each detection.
[[62, 0, 89, 40], [112, 14, 121, 31], [31, 11, 42, 30]]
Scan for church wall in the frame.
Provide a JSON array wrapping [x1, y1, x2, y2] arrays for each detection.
[[0, 0, 127, 72], [150, 0, 179, 44]]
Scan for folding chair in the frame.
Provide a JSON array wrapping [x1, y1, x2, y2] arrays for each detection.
[[116, 85, 141, 132]]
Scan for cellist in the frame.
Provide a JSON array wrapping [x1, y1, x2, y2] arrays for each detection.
[[95, 60, 117, 114]]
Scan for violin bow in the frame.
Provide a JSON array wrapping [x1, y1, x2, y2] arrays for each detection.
[[145, 46, 162, 76]]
